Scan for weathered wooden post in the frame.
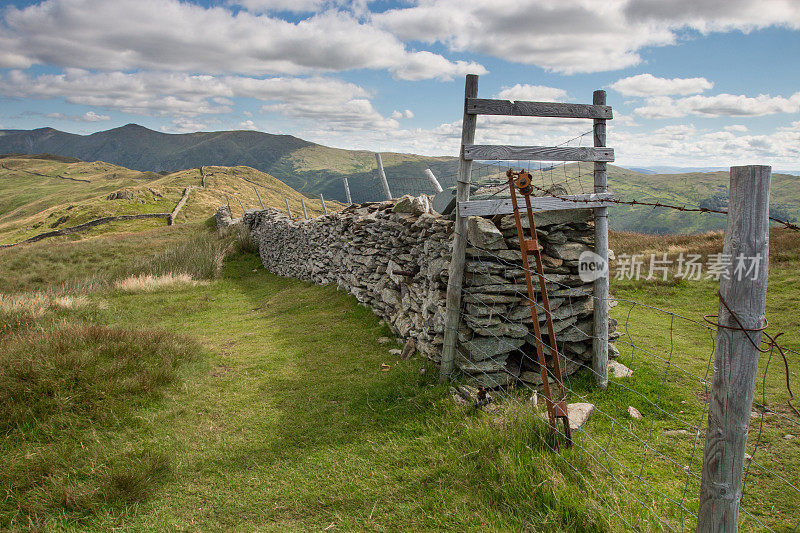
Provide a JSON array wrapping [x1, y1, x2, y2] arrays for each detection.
[[320, 194, 328, 215], [697, 165, 771, 533], [254, 186, 264, 209], [592, 89, 610, 389], [301, 198, 308, 219], [440, 74, 478, 381], [284, 198, 293, 220], [375, 153, 393, 200], [425, 168, 444, 193], [342, 177, 352, 204]]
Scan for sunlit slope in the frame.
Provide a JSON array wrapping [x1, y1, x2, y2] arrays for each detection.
[[0, 157, 340, 245]]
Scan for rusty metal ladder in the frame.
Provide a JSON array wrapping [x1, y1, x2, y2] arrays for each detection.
[[507, 169, 572, 448]]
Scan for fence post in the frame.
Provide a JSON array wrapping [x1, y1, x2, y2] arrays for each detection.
[[254, 186, 264, 209], [320, 194, 328, 215], [425, 168, 444, 193], [697, 165, 771, 532], [301, 198, 308, 219], [592, 89, 610, 389], [284, 198, 293, 220], [375, 153, 393, 200], [343, 177, 352, 204], [440, 73, 478, 381]]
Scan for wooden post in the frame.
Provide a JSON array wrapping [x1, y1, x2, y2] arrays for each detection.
[[440, 74, 478, 381], [254, 186, 264, 209], [301, 198, 308, 219], [375, 153, 393, 200], [284, 198, 293, 220], [320, 194, 328, 215], [592, 89, 610, 389], [343, 177, 352, 204], [697, 165, 771, 532], [425, 168, 444, 193], [200, 166, 206, 188], [226, 196, 231, 211]]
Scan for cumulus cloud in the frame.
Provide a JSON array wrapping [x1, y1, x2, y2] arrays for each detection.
[[724, 124, 748, 132], [0, 0, 485, 80], [0, 69, 378, 119], [163, 119, 208, 133], [634, 92, 800, 118], [496, 84, 568, 101], [238, 119, 259, 130], [44, 111, 111, 122], [609, 74, 713, 96], [391, 109, 414, 119], [373, 0, 799, 74]]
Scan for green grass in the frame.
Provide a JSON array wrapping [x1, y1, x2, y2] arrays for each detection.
[[0, 227, 798, 530]]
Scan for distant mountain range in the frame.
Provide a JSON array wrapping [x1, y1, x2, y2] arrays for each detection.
[[2, 124, 798, 234], [0, 124, 458, 204]]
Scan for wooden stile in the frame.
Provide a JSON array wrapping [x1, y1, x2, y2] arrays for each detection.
[[463, 145, 614, 162], [467, 98, 613, 119], [592, 90, 610, 388], [458, 192, 615, 217], [440, 74, 478, 381]]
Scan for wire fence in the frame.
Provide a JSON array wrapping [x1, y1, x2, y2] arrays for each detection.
[[453, 225, 800, 530], [285, 131, 800, 529]]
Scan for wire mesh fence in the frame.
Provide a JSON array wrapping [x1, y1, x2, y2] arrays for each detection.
[[452, 218, 800, 532]]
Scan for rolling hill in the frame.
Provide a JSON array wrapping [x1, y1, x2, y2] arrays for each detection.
[[0, 125, 459, 204], [0, 155, 338, 245], [2, 125, 799, 234]]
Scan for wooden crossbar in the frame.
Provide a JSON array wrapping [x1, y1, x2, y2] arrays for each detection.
[[463, 144, 614, 162], [458, 192, 615, 217], [467, 98, 613, 119]]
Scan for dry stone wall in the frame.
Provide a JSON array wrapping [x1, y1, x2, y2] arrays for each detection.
[[233, 195, 615, 388]]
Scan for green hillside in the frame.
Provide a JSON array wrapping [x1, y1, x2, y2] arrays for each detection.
[[0, 156, 339, 245], [3, 126, 799, 234], [519, 163, 800, 234], [0, 125, 459, 204]]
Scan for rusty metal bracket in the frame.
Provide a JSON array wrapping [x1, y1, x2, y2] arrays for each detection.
[[507, 169, 571, 448]]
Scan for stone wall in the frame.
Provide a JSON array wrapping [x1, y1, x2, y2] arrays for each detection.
[[234, 195, 615, 388]]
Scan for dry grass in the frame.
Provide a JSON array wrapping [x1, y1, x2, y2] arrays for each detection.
[[0, 292, 97, 316], [114, 273, 204, 292]]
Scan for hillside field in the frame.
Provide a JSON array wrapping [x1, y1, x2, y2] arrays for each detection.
[[0, 203, 797, 530]]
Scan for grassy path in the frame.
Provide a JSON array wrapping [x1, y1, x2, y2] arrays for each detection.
[[82, 253, 604, 532]]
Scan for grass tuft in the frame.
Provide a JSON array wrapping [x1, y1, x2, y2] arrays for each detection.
[[114, 273, 203, 292], [0, 323, 196, 528]]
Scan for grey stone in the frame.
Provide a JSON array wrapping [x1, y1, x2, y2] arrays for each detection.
[[467, 216, 506, 250], [459, 336, 524, 360], [609, 360, 633, 378], [568, 403, 594, 430], [628, 406, 643, 420]]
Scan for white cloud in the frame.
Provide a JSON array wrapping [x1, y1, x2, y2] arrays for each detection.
[[609, 74, 713, 96], [0, 69, 380, 119], [162, 119, 208, 133], [391, 109, 414, 119], [634, 92, 800, 118], [238, 119, 259, 130], [725, 124, 748, 132], [373, 0, 799, 74], [0, 0, 484, 80], [231, 0, 325, 13], [44, 110, 111, 122], [262, 98, 399, 131], [496, 84, 568, 102]]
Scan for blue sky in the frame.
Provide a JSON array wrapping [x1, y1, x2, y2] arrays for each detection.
[[0, 0, 798, 168]]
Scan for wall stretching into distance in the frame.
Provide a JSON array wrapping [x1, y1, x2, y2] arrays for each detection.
[[219, 196, 617, 387]]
